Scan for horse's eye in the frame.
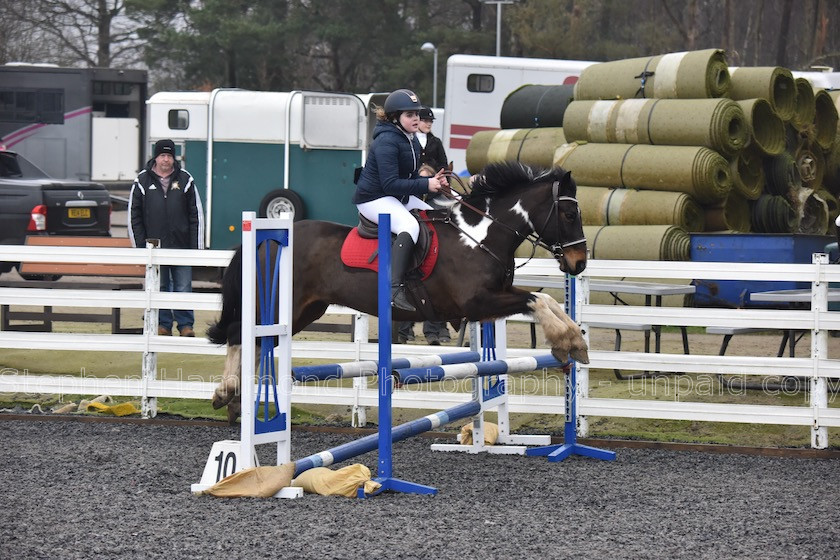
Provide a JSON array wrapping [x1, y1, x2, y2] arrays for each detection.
[[565, 211, 577, 221]]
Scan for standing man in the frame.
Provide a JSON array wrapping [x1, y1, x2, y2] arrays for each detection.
[[128, 139, 204, 336]]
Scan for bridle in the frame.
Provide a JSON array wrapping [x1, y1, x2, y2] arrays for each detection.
[[429, 173, 586, 275]]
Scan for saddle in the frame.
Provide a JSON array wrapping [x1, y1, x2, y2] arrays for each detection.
[[340, 210, 440, 317]]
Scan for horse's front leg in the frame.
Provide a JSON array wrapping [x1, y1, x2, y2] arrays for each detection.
[[463, 288, 588, 364], [531, 292, 589, 364], [212, 344, 242, 415]]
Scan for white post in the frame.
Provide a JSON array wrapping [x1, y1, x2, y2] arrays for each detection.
[[811, 253, 828, 448], [239, 213, 258, 468], [351, 311, 369, 427], [141, 239, 159, 419], [576, 274, 591, 437]]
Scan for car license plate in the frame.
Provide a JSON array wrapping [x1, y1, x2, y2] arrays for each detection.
[[68, 208, 91, 219]]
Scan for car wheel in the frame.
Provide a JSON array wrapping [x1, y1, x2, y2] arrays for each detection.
[[258, 189, 305, 221]]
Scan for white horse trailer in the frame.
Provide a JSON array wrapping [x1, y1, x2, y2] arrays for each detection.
[[441, 54, 596, 175]]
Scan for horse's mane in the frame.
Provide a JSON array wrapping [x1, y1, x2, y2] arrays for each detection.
[[467, 161, 563, 200]]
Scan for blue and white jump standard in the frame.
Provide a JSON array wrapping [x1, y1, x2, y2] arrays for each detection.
[[358, 214, 440, 496], [192, 211, 302, 498], [525, 269, 616, 462]]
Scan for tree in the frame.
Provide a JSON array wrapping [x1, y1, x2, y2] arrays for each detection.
[[6, 0, 144, 67]]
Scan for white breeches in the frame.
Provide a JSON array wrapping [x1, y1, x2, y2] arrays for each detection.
[[356, 196, 432, 242]]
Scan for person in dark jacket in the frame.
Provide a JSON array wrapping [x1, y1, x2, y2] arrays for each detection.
[[353, 89, 448, 312], [417, 106, 448, 172], [416, 106, 453, 344], [128, 139, 204, 336]]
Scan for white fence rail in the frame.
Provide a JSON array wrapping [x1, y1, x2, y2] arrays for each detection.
[[0, 245, 838, 448]]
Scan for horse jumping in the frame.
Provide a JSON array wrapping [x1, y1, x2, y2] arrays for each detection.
[[208, 161, 589, 420]]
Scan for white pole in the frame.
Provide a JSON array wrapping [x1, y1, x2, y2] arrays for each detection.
[[432, 47, 438, 108], [496, 3, 502, 56]]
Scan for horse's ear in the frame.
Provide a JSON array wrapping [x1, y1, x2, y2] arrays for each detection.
[[561, 170, 576, 194], [447, 161, 454, 173]]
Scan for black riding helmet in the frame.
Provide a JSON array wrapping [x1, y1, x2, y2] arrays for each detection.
[[383, 89, 422, 122], [419, 106, 435, 121]]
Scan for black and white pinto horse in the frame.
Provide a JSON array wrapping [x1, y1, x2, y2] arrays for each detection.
[[208, 161, 589, 421]]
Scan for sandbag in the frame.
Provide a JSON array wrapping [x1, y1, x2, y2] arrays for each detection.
[[728, 66, 797, 121], [554, 143, 732, 204], [577, 185, 704, 231], [500, 84, 575, 129], [459, 421, 499, 445], [573, 48, 730, 100], [291, 464, 381, 498], [562, 98, 748, 157], [202, 463, 296, 498]]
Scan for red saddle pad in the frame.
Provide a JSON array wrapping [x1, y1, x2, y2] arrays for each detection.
[[340, 218, 438, 281]]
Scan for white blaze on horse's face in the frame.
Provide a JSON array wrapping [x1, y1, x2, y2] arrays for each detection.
[[452, 197, 494, 248]]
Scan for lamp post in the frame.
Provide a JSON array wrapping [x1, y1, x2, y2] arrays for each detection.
[[421, 42, 438, 108], [481, 0, 515, 56]]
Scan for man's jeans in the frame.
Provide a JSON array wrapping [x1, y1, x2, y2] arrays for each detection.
[[159, 265, 194, 331]]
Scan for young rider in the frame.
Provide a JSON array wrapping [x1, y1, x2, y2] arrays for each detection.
[[353, 89, 448, 312]]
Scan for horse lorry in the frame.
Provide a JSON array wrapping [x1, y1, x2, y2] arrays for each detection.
[[0, 64, 148, 189], [146, 89, 403, 249]]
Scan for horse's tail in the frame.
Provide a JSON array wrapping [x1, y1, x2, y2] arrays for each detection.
[[207, 245, 243, 346]]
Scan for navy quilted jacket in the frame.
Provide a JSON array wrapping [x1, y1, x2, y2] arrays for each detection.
[[353, 121, 430, 204]]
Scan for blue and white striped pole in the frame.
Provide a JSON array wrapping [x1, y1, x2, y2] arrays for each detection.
[[292, 351, 481, 382], [294, 400, 481, 477], [395, 354, 564, 385]]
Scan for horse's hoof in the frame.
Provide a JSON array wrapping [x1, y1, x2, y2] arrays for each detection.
[[227, 401, 241, 425], [570, 346, 590, 364], [211, 391, 232, 410]]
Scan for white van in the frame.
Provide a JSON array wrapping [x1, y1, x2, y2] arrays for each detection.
[[441, 54, 596, 174]]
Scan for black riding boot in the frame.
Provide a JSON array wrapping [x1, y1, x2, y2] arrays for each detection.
[[390, 232, 416, 312]]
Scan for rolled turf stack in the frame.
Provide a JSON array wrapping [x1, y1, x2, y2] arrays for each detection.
[[463, 49, 840, 260], [729, 66, 839, 234]]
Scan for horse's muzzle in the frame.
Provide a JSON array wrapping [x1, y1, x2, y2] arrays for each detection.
[[556, 245, 587, 275]]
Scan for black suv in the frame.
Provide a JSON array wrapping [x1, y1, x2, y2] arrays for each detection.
[[0, 150, 112, 274]]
